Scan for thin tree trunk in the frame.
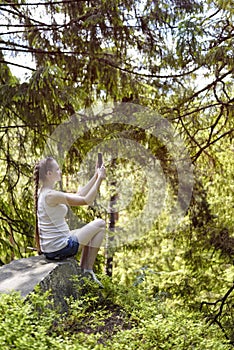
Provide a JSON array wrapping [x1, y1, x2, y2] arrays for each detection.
[[105, 159, 118, 277]]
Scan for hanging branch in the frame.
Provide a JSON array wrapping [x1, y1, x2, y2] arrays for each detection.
[[0, 59, 35, 71], [0, 0, 86, 7], [200, 283, 234, 343]]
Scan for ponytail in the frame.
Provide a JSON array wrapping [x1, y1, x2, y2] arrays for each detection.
[[33, 162, 41, 254]]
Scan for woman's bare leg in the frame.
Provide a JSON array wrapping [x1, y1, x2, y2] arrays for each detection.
[[80, 246, 89, 269], [80, 246, 99, 270], [71, 219, 105, 247], [71, 218, 105, 270]]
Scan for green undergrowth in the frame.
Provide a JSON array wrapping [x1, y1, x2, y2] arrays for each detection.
[[0, 275, 231, 350]]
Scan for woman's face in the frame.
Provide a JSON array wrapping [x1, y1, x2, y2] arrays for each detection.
[[47, 160, 62, 183]]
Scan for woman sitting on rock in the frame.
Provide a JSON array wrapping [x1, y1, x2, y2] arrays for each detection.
[[33, 156, 106, 287]]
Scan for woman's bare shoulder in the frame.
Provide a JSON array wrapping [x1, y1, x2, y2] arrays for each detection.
[[45, 190, 66, 206]]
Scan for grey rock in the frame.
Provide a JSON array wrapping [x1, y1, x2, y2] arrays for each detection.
[[0, 255, 82, 312]]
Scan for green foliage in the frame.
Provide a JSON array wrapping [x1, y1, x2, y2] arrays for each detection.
[[0, 0, 234, 346], [0, 279, 231, 349], [0, 290, 72, 350]]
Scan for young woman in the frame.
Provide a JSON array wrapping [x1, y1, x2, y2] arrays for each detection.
[[34, 156, 106, 287]]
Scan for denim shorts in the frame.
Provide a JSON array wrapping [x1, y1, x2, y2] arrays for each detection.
[[44, 237, 79, 260]]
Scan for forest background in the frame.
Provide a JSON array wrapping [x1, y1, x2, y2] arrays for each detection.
[[0, 0, 233, 349]]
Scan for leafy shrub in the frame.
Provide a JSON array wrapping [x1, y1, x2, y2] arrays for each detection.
[[0, 278, 231, 350], [0, 290, 75, 350]]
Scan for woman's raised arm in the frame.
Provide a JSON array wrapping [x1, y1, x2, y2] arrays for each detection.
[[46, 166, 106, 207], [77, 170, 98, 196]]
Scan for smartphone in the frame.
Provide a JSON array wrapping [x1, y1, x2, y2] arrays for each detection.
[[98, 153, 103, 168]]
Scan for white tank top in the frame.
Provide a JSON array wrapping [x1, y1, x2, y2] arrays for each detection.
[[38, 188, 70, 253]]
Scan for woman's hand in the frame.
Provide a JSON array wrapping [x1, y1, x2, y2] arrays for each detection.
[[98, 165, 106, 179]]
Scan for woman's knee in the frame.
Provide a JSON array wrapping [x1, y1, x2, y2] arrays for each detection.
[[93, 218, 106, 228]]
